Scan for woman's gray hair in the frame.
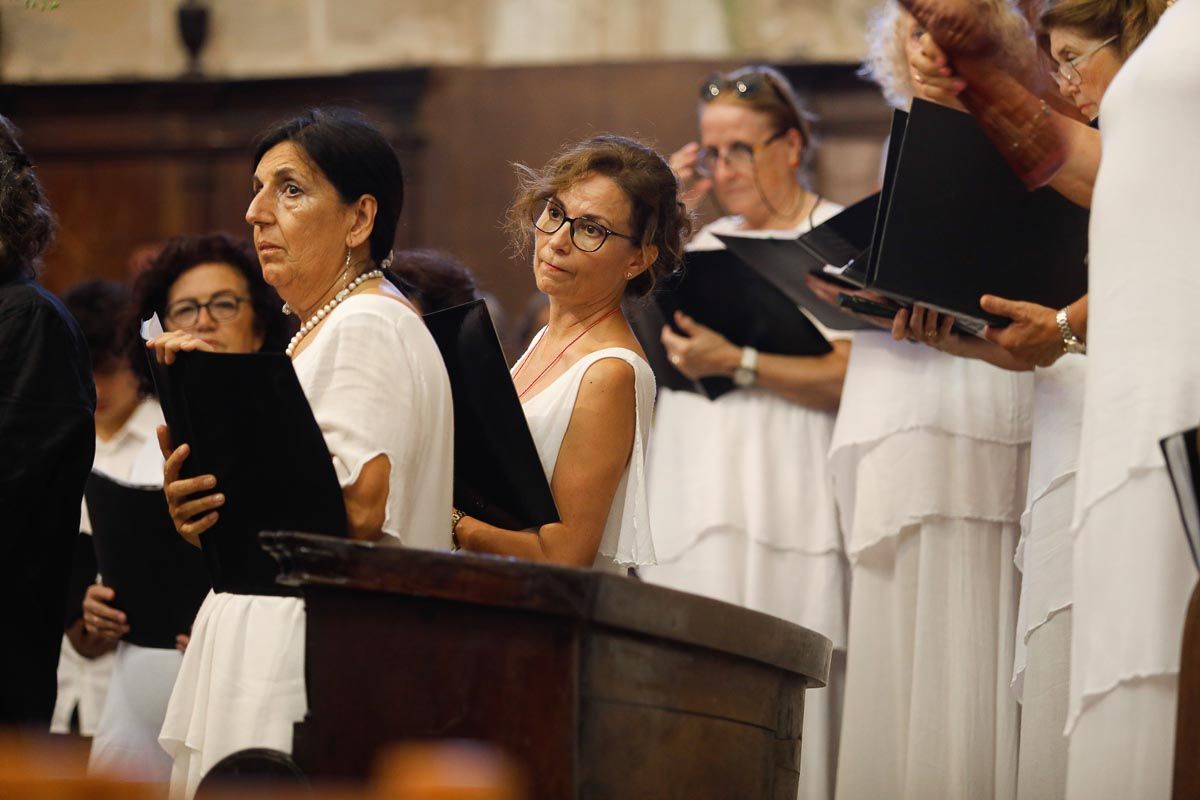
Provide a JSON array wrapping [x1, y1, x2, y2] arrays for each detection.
[[861, 0, 1039, 110], [0, 114, 56, 281]]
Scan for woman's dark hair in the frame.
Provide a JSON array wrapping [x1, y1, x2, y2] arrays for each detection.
[[506, 134, 694, 299], [123, 233, 293, 395], [389, 248, 479, 315], [0, 114, 56, 282], [63, 280, 132, 371], [252, 107, 403, 265]]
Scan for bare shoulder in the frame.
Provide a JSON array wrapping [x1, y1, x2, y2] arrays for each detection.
[[578, 357, 636, 402]]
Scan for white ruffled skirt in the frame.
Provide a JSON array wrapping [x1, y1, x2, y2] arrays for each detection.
[[159, 591, 307, 800]]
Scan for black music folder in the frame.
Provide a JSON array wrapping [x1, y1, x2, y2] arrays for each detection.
[[1162, 427, 1200, 570], [867, 99, 1089, 328], [651, 248, 832, 401], [714, 195, 880, 332], [146, 347, 347, 595], [84, 472, 211, 648], [62, 532, 97, 627], [625, 297, 700, 395], [423, 300, 559, 531]]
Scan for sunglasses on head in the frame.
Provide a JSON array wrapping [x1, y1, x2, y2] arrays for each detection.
[[699, 71, 781, 103]]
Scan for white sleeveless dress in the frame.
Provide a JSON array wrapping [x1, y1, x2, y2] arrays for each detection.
[[640, 201, 849, 800], [1066, 3, 1200, 798], [515, 333, 657, 572], [831, 332, 1032, 800], [159, 294, 454, 799]]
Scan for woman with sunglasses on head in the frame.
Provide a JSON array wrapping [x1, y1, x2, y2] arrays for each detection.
[[906, 2, 1185, 798], [453, 134, 688, 572], [78, 234, 290, 787], [639, 65, 849, 800], [819, 6, 1041, 799]]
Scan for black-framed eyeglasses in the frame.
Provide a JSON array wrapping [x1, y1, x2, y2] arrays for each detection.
[[694, 129, 788, 179], [165, 291, 249, 328], [1049, 34, 1118, 87], [532, 199, 638, 253]]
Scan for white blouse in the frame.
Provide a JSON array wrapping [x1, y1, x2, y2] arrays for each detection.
[[516, 334, 657, 571]]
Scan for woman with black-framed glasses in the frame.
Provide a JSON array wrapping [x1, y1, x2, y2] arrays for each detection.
[[451, 134, 690, 572], [640, 64, 851, 800], [79, 233, 292, 787]]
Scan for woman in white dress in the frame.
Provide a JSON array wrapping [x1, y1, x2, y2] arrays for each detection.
[[911, 2, 1186, 796], [903, 3, 1169, 795], [823, 7, 1034, 799], [454, 135, 689, 573], [52, 280, 156, 742], [636, 65, 849, 800], [79, 234, 291, 785], [148, 108, 454, 800]]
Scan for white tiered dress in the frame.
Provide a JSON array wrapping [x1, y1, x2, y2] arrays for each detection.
[[640, 201, 849, 800], [515, 334, 658, 572], [1066, 3, 1200, 798], [159, 294, 454, 800], [831, 333, 1032, 800], [1012, 356, 1084, 800]]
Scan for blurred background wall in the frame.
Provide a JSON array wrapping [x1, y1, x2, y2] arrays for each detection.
[[0, 0, 893, 320]]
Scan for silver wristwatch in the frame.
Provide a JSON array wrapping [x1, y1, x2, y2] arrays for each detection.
[[1056, 308, 1086, 355], [733, 347, 759, 387]]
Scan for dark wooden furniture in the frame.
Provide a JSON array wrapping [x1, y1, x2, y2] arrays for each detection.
[[261, 532, 832, 800]]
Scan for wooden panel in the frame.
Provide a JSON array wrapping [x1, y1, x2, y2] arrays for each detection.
[[297, 584, 578, 800]]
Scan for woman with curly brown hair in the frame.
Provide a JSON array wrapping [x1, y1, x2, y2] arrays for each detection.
[[453, 134, 689, 572], [0, 113, 96, 727]]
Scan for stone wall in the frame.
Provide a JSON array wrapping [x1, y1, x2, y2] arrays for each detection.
[[1, 0, 880, 83]]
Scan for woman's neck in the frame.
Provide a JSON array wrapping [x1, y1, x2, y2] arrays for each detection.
[[285, 260, 373, 322], [741, 185, 816, 232], [96, 401, 139, 443], [544, 296, 622, 342]]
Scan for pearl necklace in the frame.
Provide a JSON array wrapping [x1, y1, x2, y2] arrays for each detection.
[[285, 269, 384, 357]]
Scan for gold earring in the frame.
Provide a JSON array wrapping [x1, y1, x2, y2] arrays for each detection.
[[625, 272, 633, 280]]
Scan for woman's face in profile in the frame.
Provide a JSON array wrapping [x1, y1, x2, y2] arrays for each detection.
[[531, 173, 645, 306], [698, 101, 800, 224], [165, 262, 263, 354], [1048, 27, 1124, 120], [246, 140, 357, 293]]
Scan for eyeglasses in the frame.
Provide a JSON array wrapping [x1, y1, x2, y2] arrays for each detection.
[[694, 129, 788, 179], [165, 291, 248, 328], [532, 200, 637, 253], [1049, 35, 1118, 87]]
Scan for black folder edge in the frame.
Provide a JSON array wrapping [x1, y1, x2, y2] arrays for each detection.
[[865, 100, 1087, 332], [652, 249, 832, 401], [713, 233, 875, 332], [422, 299, 559, 530], [85, 470, 212, 648], [1160, 427, 1200, 571], [140, 318, 347, 595]]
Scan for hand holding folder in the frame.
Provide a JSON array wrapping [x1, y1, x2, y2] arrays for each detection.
[[84, 472, 211, 648], [143, 322, 347, 595], [648, 248, 832, 400]]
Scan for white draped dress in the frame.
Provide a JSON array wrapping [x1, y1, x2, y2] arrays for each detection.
[[159, 294, 454, 800], [831, 333, 1032, 800], [640, 201, 849, 800], [515, 334, 657, 572], [1012, 356, 1084, 800], [1066, 4, 1200, 798]]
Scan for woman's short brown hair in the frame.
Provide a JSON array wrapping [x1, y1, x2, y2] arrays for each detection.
[[506, 134, 693, 298], [1040, 0, 1169, 60]]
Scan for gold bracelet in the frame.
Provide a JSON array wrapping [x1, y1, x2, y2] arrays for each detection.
[[450, 508, 466, 550]]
